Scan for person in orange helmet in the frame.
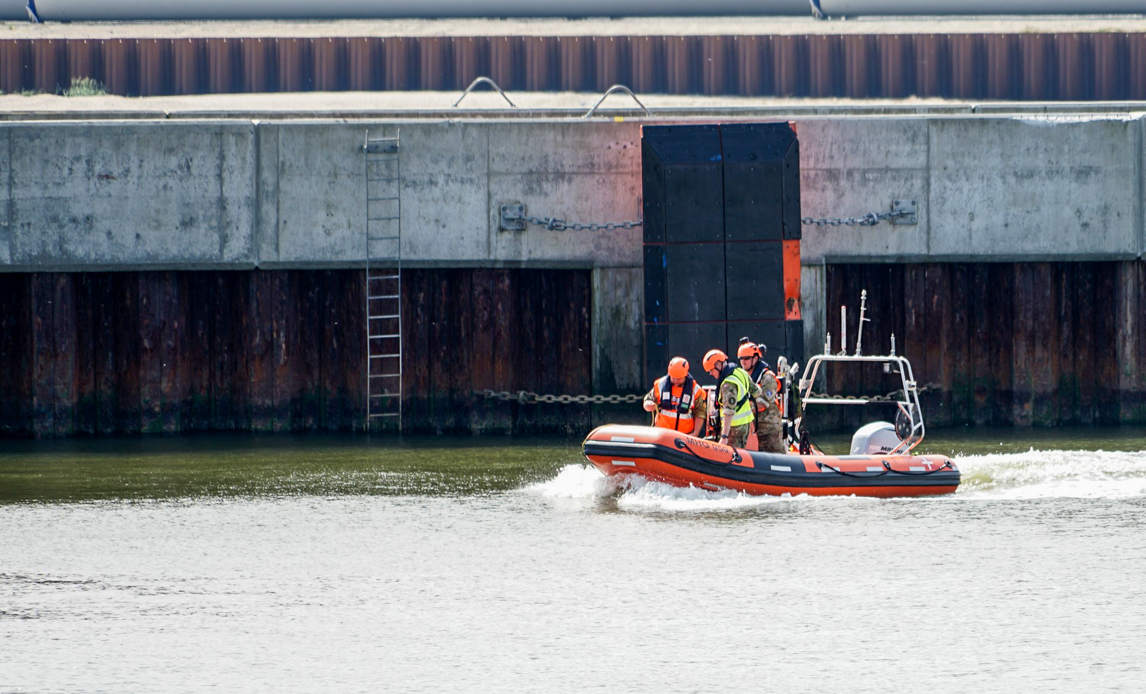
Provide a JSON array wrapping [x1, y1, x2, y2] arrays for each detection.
[[702, 348, 761, 449], [737, 339, 784, 453], [737, 337, 771, 384], [642, 357, 708, 436]]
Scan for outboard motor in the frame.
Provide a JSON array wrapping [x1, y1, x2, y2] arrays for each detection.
[[849, 421, 901, 455]]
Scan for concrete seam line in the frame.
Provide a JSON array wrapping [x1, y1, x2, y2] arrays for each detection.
[[1138, 118, 1144, 260]]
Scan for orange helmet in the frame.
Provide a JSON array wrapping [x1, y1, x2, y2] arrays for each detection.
[[667, 357, 689, 379], [737, 342, 758, 359], [702, 349, 727, 372]]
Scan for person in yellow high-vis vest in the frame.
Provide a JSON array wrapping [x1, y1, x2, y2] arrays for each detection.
[[737, 340, 784, 453], [642, 357, 708, 436], [703, 349, 761, 449]]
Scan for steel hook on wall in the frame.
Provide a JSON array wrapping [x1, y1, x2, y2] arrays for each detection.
[[582, 85, 651, 118], [452, 77, 516, 108]]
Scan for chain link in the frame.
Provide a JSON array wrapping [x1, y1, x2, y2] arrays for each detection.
[[805, 384, 938, 403], [479, 383, 936, 406], [476, 390, 643, 404], [517, 207, 909, 231], [522, 215, 643, 232], [801, 209, 910, 227], [515, 204, 909, 232]]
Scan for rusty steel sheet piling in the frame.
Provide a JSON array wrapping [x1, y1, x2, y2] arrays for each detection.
[[7, 32, 1146, 100], [822, 261, 1146, 431], [0, 267, 596, 438]]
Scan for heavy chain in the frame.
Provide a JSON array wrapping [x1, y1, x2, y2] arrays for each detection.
[[522, 215, 643, 232], [805, 384, 938, 403], [514, 201, 911, 231], [801, 209, 911, 227], [477, 390, 643, 404], [516, 207, 909, 231]]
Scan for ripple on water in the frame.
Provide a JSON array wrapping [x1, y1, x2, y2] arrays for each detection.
[[956, 449, 1146, 500], [526, 464, 879, 512], [527, 448, 1146, 511]]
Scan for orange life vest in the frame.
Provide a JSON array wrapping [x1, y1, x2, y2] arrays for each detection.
[[654, 375, 703, 433]]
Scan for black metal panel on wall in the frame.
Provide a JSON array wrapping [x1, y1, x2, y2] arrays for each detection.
[[640, 139, 666, 245], [643, 244, 667, 325], [721, 123, 793, 243], [726, 242, 784, 322], [644, 323, 668, 393], [666, 244, 725, 323], [650, 125, 724, 244], [782, 138, 802, 241], [785, 319, 804, 366], [726, 321, 788, 365], [669, 323, 728, 377], [642, 121, 801, 385]]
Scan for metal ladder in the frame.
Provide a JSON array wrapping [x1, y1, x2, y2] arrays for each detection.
[[364, 130, 402, 431]]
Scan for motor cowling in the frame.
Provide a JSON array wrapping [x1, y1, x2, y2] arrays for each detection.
[[849, 421, 901, 455]]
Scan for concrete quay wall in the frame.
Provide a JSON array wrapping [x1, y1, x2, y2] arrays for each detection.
[[2, 115, 1144, 275], [0, 119, 644, 272], [3, 112, 1146, 434], [3, 114, 1146, 399]]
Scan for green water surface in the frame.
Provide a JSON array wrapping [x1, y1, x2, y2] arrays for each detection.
[[2, 426, 1146, 504]]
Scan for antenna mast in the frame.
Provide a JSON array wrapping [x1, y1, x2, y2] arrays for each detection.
[[855, 289, 870, 356]]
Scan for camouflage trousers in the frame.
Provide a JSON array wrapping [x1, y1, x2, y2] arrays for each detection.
[[756, 411, 785, 453], [727, 423, 751, 449]]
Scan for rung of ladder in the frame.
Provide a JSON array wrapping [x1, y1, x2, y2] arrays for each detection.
[[365, 140, 399, 154], [369, 354, 401, 359], [370, 392, 401, 397], [369, 314, 401, 319], [369, 372, 401, 378], [368, 196, 399, 202], [370, 333, 401, 338], [369, 412, 401, 418], [368, 234, 399, 240], [368, 294, 400, 300], [368, 217, 399, 222], [369, 273, 401, 278]]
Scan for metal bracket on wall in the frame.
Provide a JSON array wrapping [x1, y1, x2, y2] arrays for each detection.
[[364, 137, 399, 154], [583, 85, 651, 119], [453, 77, 517, 108], [890, 199, 918, 225], [500, 203, 527, 231]]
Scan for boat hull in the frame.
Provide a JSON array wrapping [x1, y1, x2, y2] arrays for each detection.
[[582, 424, 959, 498]]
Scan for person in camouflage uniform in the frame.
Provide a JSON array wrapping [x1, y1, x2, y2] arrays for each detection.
[[753, 368, 784, 453], [737, 340, 785, 453], [703, 349, 760, 449]]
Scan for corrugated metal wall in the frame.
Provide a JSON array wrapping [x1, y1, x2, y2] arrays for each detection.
[[823, 261, 1146, 430], [0, 268, 593, 439], [3, 32, 1145, 99]]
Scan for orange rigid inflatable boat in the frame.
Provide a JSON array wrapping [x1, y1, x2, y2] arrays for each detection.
[[582, 425, 958, 498], [584, 292, 960, 498]]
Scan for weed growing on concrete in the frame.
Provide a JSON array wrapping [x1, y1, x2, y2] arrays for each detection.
[[64, 77, 107, 97]]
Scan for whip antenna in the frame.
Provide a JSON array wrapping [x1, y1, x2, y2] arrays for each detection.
[[855, 289, 870, 356]]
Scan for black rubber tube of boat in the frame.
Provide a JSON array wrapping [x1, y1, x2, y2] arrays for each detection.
[[881, 461, 955, 476], [816, 462, 889, 478]]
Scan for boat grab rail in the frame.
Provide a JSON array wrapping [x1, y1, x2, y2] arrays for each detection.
[[817, 461, 889, 478], [882, 460, 955, 476]]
